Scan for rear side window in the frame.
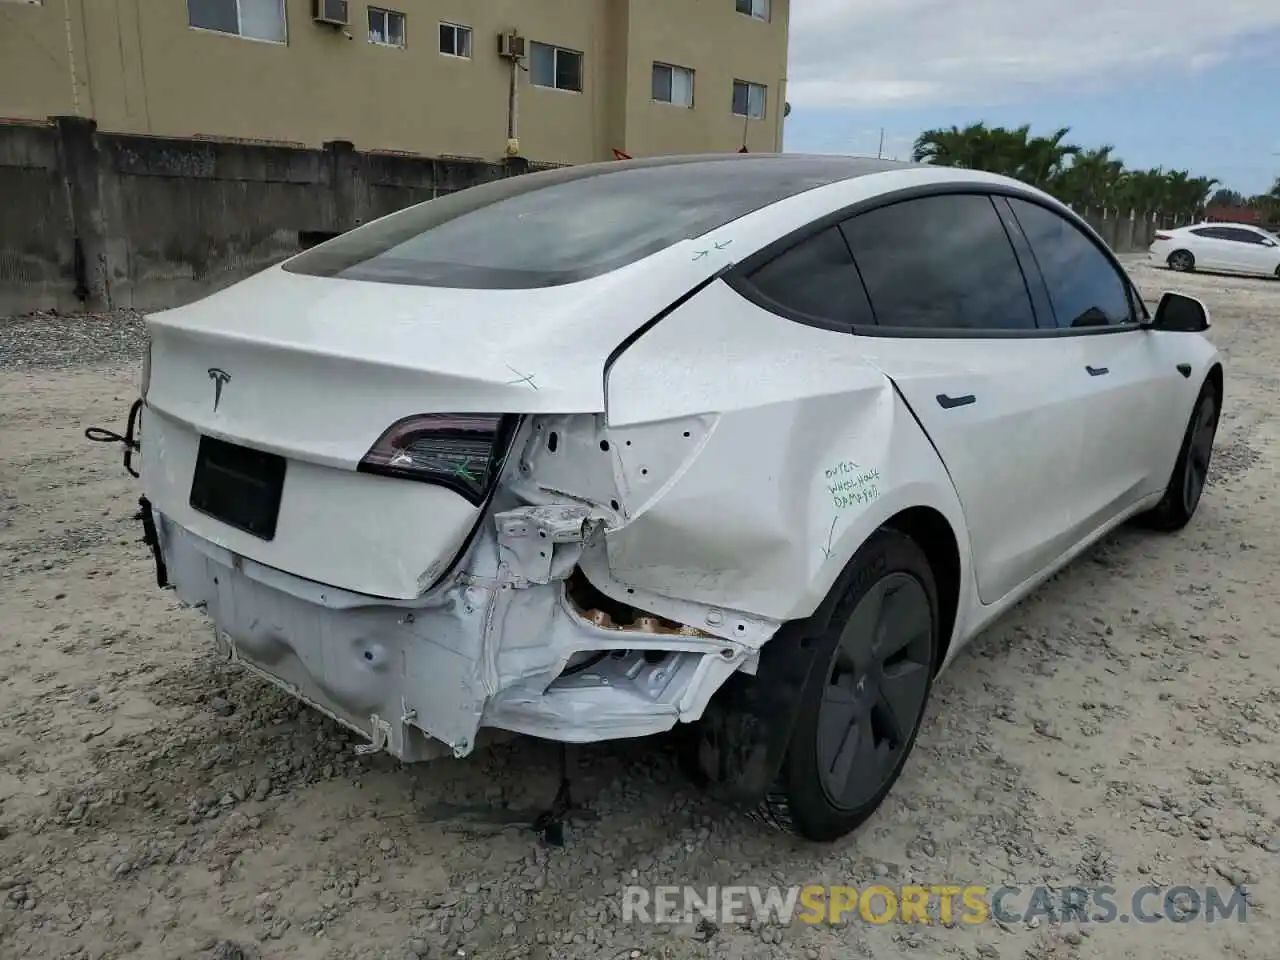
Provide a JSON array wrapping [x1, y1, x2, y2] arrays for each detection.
[[746, 227, 875, 330], [1220, 227, 1265, 244], [839, 194, 1037, 331], [1008, 198, 1133, 328], [282, 157, 866, 289]]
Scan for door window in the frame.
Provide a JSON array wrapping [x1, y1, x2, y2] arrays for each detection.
[[746, 227, 875, 330], [1219, 227, 1266, 245], [839, 193, 1038, 331], [1007, 198, 1133, 329]]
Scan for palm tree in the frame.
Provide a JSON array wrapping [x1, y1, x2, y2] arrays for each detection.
[[1017, 127, 1079, 190], [1056, 145, 1124, 209], [911, 122, 993, 167], [909, 122, 1222, 222]]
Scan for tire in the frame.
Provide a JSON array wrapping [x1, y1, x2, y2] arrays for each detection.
[[1167, 249, 1195, 272], [1134, 378, 1220, 532], [756, 529, 938, 842]]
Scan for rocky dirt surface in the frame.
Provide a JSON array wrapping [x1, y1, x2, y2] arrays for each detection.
[[1, 260, 1277, 960]]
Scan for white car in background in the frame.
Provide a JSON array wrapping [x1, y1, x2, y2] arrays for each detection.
[[93, 154, 1223, 843], [1150, 222, 1280, 277]]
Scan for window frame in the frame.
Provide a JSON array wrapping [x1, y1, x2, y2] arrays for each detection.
[[187, 0, 287, 45], [651, 62, 695, 107], [438, 20, 472, 58], [367, 6, 406, 47], [735, 0, 771, 21], [529, 41, 585, 93], [726, 183, 1146, 340], [732, 79, 767, 119]]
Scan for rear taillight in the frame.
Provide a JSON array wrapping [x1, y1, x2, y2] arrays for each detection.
[[1154, 232, 1172, 241], [358, 413, 518, 504]]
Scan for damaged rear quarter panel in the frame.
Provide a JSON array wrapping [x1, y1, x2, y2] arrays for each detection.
[[600, 278, 970, 624]]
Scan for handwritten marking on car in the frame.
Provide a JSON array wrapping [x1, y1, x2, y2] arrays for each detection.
[[505, 365, 538, 390], [827, 463, 881, 512], [820, 516, 838, 561]]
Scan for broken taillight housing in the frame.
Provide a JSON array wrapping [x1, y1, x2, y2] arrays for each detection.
[[358, 413, 519, 505]]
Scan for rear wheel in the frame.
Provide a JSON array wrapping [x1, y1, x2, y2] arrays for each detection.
[[1135, 378, 1220, 532], [757, 529, 937, 842], [1167, 249, 1195, 272]]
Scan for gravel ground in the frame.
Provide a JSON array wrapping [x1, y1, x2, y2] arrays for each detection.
[[0, 310, 148, 369], [1, 259, 1278, 960]]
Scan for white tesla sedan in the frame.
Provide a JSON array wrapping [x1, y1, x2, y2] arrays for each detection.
[[1149, 221, 1280, 277], [96, 154, 1222, 842]]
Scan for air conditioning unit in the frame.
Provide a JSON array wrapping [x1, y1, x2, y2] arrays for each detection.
[[498, 32, 526, 59], [312, 0, 348, 26]]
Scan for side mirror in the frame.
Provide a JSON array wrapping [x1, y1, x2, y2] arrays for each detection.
[[1150, 291, 1210, 333]]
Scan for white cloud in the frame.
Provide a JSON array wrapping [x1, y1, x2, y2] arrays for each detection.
[[786, 0, 1280, 109]]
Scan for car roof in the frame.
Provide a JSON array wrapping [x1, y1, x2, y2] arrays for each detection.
[[1190, 222, 1265, 231]]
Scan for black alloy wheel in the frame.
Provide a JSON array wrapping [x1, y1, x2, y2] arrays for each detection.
[[758, 529, 939, 842]]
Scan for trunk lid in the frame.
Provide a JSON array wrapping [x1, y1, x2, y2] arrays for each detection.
[[142, 246, 716, 598]]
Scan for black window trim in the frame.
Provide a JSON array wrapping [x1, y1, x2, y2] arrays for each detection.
[[725, 181, 1146, 340]]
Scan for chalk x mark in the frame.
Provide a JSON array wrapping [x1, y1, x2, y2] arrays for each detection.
[[505, 365, 538, 390]]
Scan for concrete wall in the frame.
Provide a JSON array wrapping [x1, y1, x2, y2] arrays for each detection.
[[0, 116, 548, 315], [0, 121, 75, 309], [1076, 207, 1161, 254], [0, 0, 789, 164]]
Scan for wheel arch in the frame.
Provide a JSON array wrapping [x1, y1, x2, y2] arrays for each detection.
[[880, 505, 962, 673], [1205, 361, 1224, 402]]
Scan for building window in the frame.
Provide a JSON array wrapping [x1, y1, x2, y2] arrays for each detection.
[[187, 0, 286, 43], [732, 80, 767, 119], [735, 0, 770, 21], [439, 21, 472, 57], [652, 63, 695, 107], [530, 41, 584, 92], [368, 7, 405, 47]]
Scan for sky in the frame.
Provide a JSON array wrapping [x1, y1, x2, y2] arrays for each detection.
[[779, 0, 1280, 196]]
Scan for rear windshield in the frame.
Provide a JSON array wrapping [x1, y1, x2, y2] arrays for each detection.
[[283, 156, 875, 289]]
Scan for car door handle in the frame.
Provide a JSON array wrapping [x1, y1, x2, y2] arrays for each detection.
[[1086, 365, 1109, 377], [1177, 363, 1192, 378], [936, 393, 976, 409]]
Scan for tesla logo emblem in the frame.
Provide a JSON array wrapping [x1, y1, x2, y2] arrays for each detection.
[[207, 368, 231, 411]]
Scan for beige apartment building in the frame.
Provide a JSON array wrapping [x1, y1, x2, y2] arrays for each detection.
[[0, 0, 790, 163]]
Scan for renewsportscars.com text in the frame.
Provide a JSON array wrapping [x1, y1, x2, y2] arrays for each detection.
[[621, 883, 1249, 926]]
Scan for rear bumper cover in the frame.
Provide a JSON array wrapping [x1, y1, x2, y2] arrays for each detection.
[[154, 507, 757, 760]]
